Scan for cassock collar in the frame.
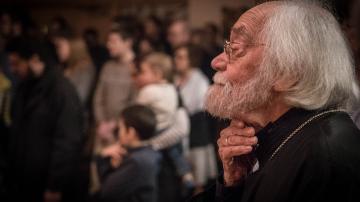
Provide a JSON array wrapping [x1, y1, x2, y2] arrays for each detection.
[[254, 107, 325, 167]]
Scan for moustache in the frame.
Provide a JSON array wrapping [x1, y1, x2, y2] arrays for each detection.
[[212, 73, 229, 85]]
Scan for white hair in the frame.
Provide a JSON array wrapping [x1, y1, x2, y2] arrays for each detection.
[[259, 0, 359, 110]]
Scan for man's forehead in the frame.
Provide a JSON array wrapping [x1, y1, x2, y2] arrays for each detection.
[[230, 2, 279, 39], [230, 10, 263, 40], [230, 26, 251, 40]]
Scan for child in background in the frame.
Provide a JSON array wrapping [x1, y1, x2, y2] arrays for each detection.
[[135, 52, 178, 130], [134, 52, 194, 195], [97, 105, 161, 202]]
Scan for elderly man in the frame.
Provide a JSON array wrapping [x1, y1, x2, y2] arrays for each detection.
[[191, 1, 360, 202]]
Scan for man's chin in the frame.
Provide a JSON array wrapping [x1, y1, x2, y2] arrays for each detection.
[[205, 102, 244, 120], [205, 86, 232, 119], [206, 73, 273, 120], [204, 85, 265, 120], [205, 109, 231, 120]]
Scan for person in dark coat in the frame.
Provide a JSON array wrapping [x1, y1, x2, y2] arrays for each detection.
[[83, 28, 110, 75], [5, 38, 84, 202], [191, 1, 360, 202]]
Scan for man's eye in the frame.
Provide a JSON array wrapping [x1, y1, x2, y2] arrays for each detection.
[[231, 46, 242, 52]]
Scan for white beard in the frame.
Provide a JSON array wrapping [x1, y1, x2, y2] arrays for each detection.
[[205, 71, 273, 119]]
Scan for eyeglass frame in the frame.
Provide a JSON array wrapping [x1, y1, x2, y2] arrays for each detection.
[[223, 40, 265, 61]]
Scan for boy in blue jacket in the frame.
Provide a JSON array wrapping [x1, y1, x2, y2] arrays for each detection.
[[97, 105, 161, 202]]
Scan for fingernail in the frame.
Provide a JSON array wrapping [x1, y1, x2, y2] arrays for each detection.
[[231, 120, 244, 128], [236, 121, 244, 127], [246, 146, 253, 151], [246, 127, 255, 134], [252, 136, 258, 143]]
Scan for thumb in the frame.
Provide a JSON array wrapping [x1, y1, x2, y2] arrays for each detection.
[[230, 119, 245, 128]]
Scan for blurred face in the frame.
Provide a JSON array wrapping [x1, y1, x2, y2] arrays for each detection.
[[144, 20, 158, 38], [8, 53, 29, 80], [0, 13, 12, 36], [139, 39, 153, 56], [118, 119, 136, 146], [205, 4, 275, 119], [167, 21, 189, 49], [13, 21, 22, 37], [135, 62, 160, 88], [174, 47, 190, 74], [54, 37, 70, 63], [190, 32, 203, 46], [107, 33, 129, 58]]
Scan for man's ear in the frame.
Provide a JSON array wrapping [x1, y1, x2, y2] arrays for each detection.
[[273, 76, 297, 92]]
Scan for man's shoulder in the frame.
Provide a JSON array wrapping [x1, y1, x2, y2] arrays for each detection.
[[315, 111, 360, 143], [48, 72, 81, 109], [55, 75, 79, 97], [100, 60, 119, 74], [103, 60, 116, 67], [310, 111, 360, 167]]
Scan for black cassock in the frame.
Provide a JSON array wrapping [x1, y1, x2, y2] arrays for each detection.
[[191, 108, 360, 202]]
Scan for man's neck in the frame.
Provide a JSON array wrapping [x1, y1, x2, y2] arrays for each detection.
[[236, 98, 291, 132], [116, 50, 134, 64]]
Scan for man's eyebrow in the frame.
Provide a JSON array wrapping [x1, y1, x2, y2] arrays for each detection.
[[231, 26, 252, 41]]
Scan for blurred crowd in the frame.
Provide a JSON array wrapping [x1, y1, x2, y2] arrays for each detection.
[[1, 0, 360, 202], [0, 6, 230, 202]]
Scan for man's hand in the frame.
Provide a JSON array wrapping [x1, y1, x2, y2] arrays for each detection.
[[44, 191, 61, 202], [101, 143, 127, 168], [217, 120, 257, 187]]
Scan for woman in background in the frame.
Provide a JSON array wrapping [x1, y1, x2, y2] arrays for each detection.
[[174, 44, 218, 193], [54, 36, 96, 107], [54, 36, 96, 200]]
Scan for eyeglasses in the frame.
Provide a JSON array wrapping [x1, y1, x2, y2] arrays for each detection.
[[224, 40, 265, 61]]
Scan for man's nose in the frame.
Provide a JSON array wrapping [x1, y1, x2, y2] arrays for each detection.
[[211, 52, 227, 71]]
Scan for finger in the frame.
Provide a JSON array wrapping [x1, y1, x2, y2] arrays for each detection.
[[226, 135, 258, 147], [219, 145, 253, 161], [220, 126, 255, 138], [113, 155, 121, 160], [111, 156, 122, 163], [230, 120, 245, 128], [111, 158, 121, 168], [218, 135, 257, 147], [119, 147, 128, 155], [110, 152, 122, 159]]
